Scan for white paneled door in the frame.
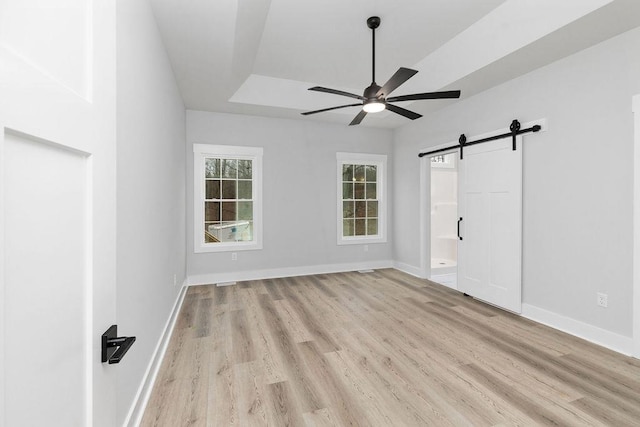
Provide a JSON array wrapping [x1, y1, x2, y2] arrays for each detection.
[[457, 137, 523, 313], [0, 1, 117, 426]]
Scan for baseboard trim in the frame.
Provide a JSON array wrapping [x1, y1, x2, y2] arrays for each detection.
[[429, 273, 458, 290], [392, 261, 427, 279], [521, 303, 634, 356], [124, 283, 188, 427], [187, 260, 394, 286]]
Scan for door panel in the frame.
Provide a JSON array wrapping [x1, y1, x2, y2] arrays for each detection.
[[458, 137, 522, 313], [464, 192, 484, 285], [0, 1, 117, 425], [4, 131, 89, 426]]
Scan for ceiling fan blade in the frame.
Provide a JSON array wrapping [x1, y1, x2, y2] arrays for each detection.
[[376, 67, 418, 97], [387, 90, 461, 102], [301, 103, 362, 116], [386, 103, 422, 120], [349, 110, 367, 126], [309, 87, 364, 100]]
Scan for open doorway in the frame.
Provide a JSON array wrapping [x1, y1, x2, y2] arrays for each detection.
[[430, 152, 458, 288]]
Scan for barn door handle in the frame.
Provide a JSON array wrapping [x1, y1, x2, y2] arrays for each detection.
[[457, 217, 463, 241], [101, 325, 136, 364]]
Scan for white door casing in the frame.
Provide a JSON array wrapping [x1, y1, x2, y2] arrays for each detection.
[[633, 94, 640, 359], [0, 1, 117, 426], [458, 136, 523, 313]]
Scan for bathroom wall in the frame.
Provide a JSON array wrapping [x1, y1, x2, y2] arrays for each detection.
[[430, 154, 458, 270]]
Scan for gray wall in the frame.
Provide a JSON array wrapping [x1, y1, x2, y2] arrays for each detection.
[[394, 27, 640, 337], [116, 0, 186, 424], [186, 111, 393, 280]]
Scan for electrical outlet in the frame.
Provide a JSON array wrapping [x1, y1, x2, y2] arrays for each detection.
[[597, 292, 608, 308], [173, 274, 177, 286], [231, 252, 237, 261], [364, 245, 369, 252]]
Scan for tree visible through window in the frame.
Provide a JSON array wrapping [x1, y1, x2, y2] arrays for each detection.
[[337, 152, 386, 244], [204, 157, 254, 243], [193, 144, 263, 253], [342, 163, 378, 236]]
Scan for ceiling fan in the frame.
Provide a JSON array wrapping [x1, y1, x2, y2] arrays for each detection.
[[301, 16, 461, 126]]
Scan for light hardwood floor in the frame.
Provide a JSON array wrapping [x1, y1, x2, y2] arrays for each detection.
[[141, 269, 640, 426]]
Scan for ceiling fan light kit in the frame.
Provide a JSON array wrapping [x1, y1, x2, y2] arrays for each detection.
[[363, 99, 385, 113], [302, 16, 461, 125]]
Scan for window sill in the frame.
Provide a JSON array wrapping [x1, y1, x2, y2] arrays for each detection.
[[194, 241, 263, 253], [337, 236, 387, 246]]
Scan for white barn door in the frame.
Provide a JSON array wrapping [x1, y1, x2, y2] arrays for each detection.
[[0, 1, 117, 426], [458, 137, 523, 313]]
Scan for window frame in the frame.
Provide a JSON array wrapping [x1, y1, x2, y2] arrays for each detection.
[[336, 152, 387, 245], [193, 143, 263, 253]]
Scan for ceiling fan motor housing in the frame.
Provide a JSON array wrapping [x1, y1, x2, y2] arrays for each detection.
[[364, 83, 383, 102]]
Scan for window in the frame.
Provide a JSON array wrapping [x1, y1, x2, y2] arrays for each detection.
[[337, 152, 387, 245], [193, 144, 263, 252]]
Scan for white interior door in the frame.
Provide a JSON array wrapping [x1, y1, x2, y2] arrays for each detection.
[[0, 1, 117, 426], [3, 132, 92, 426], [458, 137, 522, 313]]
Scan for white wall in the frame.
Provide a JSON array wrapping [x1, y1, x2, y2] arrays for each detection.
[[394, 27, 640, 340], [186, 111, 393, 282], [116, 0, 186, 424]]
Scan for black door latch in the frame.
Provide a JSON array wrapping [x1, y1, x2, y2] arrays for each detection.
[[101, 325, 136, 364]]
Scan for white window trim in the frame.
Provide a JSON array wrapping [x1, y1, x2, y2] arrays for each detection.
[[193, 143, 263, 253], [336, 152, 387, 245]]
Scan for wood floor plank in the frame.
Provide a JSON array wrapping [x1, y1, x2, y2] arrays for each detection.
[[230, 309, 256, 363], [212, 285, 228, 305], [265, 381, 306, 427], [194, 297, 212, 338], [460, 363, 602, 426], [570, 395, 640, 426], [233, 361, 269, 426], [296, 341, 367, 427], [141, 337, 210, 427], [242, 287, 288, 385], [407, 315, 583, 404], [263, 278, 284, 301], [207, 309, 239, 426], [330, 328, 457, 426], [277, 277, 341, 352], [273, 299, 315, 343], [302, 407, 341, 427], [257, 293, 325, 412], [142, 269, 640, 426]]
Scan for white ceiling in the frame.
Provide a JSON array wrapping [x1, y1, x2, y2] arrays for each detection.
[[149, 0, 640, 128]]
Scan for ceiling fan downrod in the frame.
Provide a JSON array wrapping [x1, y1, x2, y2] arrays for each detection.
[[367, 16, 380, 85]]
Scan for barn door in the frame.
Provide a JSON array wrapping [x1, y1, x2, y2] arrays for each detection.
[[457, 137, 523, 313], [0, 1, 117, 426]]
